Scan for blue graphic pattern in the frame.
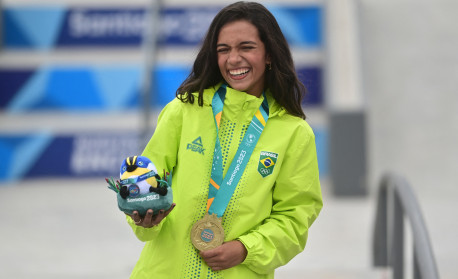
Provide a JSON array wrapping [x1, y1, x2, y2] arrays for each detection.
[[0, 133, 53, 181], [269, 6, 322, 47], [4, 7, 65, 49], [0, 65, 321, 112]]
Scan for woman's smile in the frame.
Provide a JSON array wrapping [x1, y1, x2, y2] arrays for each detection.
[[228, 68, 251, 79]]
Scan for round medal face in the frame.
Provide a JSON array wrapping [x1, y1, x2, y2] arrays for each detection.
[[191, 213, 224, 251], [201, 229, 215, 242], [128, 184, 140, 197]]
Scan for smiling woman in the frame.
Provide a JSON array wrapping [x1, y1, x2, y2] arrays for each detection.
[[176, 1, 307, 119], [216, 20, 270, 97], [125, 2, 323, 279]]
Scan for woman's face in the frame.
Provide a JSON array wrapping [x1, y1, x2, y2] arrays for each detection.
[[216, 20, 270, 97]]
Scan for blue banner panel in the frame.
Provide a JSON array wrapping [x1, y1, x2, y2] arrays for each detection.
[[268, 5, 322, 47], [0, 133, 54, 181], [0, 69, 35, 107], [1, 66, 142, 112], [27, 133, 141, 178], [299, 66, 323, 105], [0, 128, 327, 182], [0, 65, 323, 111], [0, 132, 141, 182], [153, 65, 190, 106], [56, 8, 145, 46], [2, 6, 322, 48], [158, 7, 218, 46]]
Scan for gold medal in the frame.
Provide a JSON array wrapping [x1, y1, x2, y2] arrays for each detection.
[[190, 213, 225, 251]]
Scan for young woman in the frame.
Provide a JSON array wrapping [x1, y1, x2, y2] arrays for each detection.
[[127, 2, 322, 278]]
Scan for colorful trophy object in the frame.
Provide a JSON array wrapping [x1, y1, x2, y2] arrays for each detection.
[[106, 156, 173, 216]]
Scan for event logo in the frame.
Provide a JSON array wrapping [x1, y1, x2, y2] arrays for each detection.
[[258, 151, 278, 177], [200, 229, 215, 242], [128, 184, 140, 197], [246, 133, 256, 146]]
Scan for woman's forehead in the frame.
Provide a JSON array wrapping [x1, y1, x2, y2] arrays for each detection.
[[217, 20, 260, 43]]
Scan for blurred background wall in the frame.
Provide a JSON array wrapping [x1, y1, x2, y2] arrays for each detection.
[[360, 1, 458, 195], [359, 2, 458, 277]]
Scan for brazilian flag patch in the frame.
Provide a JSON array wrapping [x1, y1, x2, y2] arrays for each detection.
[[258, 151, 278, 177]]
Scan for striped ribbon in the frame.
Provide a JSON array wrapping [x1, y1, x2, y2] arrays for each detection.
[[207, 84, 269, 217]]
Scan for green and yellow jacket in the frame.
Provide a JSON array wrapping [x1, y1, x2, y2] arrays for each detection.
[[128, 84, 323, 278]]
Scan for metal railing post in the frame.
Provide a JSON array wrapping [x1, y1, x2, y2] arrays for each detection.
[[373, 177, 388, 266], [414, 246, 421, 279], [392, 192, 404, 279], [373, 173, 440, 279]]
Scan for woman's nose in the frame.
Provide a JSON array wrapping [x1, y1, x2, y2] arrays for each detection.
[[227, 49, 242, 64]]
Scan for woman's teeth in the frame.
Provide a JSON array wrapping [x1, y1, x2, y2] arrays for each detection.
[[230, 69, 250, 76]]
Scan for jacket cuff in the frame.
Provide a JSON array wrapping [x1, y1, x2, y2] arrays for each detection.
[[126, 215, 163, 242], [237, 233, 259, 265]]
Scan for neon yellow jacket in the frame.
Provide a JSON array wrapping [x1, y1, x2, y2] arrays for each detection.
[[128, 84, 323, 278]]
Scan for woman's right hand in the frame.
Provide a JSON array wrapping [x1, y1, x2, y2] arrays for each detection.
[[129, 203, 176, 228]]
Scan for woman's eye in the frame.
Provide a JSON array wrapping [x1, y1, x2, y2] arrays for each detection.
[[217, 48, 229, 53]]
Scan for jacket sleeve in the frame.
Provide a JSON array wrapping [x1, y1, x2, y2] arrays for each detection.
[[238, 125, 323, 274], [142, 99, 183, 175], [125, 214, 164, 242], [126, 99, 183, 242]]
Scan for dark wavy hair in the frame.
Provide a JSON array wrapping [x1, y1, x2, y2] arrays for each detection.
[[176, 1, 306, 119]]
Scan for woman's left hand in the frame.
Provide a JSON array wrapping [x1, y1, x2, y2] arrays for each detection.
[[200, 240, 248, 271]]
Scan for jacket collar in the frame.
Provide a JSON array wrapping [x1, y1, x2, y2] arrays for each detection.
[[199, 83, 286, 118]]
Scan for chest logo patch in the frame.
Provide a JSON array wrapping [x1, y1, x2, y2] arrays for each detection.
[[258, 151, 278, 177], [187, 136, 205, 155]]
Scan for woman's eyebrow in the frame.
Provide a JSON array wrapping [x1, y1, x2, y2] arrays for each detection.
[[216, 41, 257, 48], [240, 41, 257, 45]]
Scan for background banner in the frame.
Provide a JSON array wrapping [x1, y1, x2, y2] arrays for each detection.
[[2, 6, 321, 48]]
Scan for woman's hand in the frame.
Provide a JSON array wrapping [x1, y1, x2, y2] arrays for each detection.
[[200, 240, 248, 271], [128, 203, 176, 228]]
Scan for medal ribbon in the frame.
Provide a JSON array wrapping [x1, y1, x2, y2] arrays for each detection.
[[207, 84, 269, 217]]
